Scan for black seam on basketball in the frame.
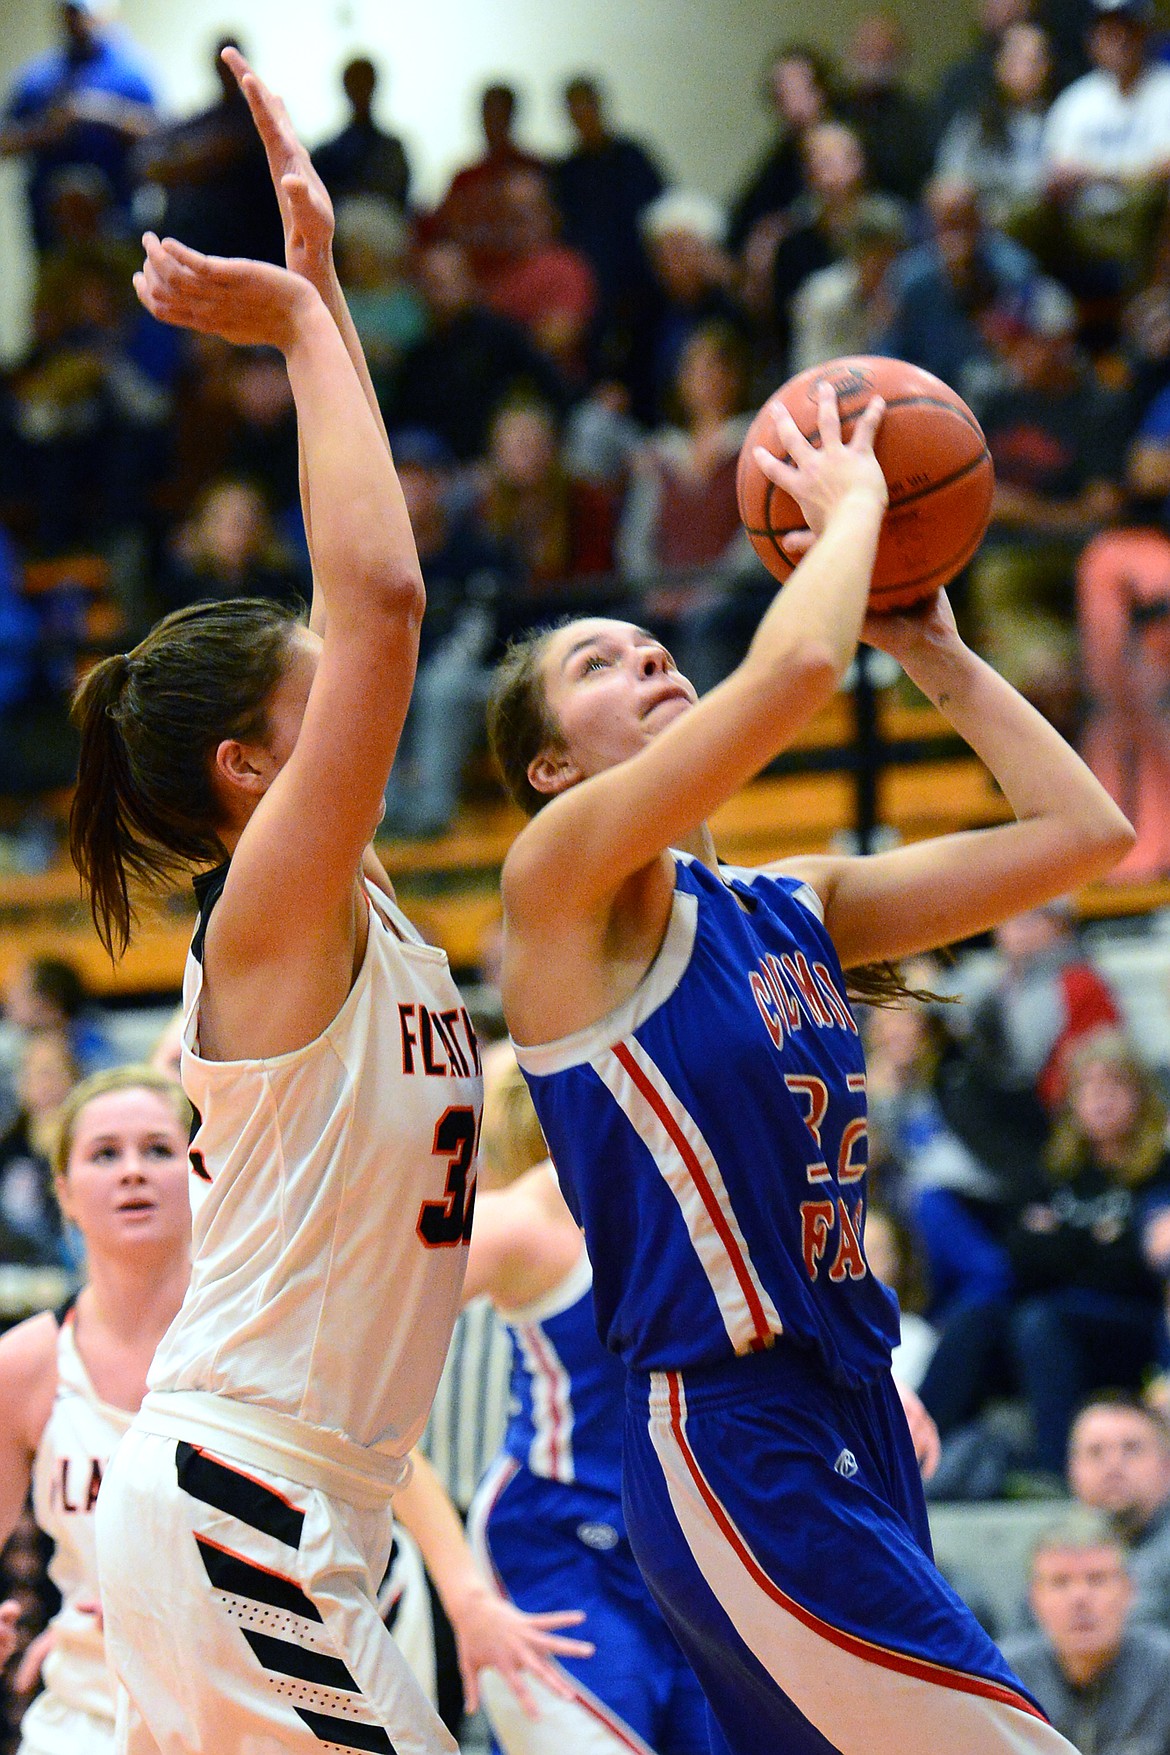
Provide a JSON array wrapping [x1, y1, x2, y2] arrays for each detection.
[[177, 1441, 305, 1548], [195, 1535, 324, 1621], [292, 1706, 397, 1751], [884, 447, 991, 510], [868, 520, 990, 597], [242, 1628, 361, 1693]]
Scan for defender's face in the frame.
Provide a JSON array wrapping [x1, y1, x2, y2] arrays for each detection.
[[532, 619, 697, 800]]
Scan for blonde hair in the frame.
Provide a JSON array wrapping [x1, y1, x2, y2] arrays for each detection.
[[51, 1064, 193, 1182], [1046, 1028, 1168, 1187], [481, 1045, 548, 1189]]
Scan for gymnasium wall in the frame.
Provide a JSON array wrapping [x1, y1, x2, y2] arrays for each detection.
[[0, 0, 974, 360]]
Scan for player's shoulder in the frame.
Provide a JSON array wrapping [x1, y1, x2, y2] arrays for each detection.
[[0, 1310, 59, 1447], [720, 855, 829, 922]]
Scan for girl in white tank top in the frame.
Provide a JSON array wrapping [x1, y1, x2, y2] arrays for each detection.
[[66, 52, 589, 1755], [0, 1068, 192, 1755]]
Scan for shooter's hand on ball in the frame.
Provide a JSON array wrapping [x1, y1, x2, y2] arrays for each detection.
[[753, 382, 887, 537]]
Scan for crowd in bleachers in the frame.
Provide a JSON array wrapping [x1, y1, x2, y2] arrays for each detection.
[[2, 0, 1170, 854], [6, 2, 1170, 1748]]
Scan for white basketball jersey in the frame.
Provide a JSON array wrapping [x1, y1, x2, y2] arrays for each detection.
[[149, 871, 482, 1458], [29, 1311, 132, 1723]]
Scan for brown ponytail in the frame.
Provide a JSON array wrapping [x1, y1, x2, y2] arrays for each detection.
[[70, 598, 301, 958], [487, 622, 942, 1009]]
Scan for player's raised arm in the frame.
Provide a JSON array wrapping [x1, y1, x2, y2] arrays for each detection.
[[131, 235, 423, 965], [498, 385, 886, 923], [782, 590, 1134, 968]]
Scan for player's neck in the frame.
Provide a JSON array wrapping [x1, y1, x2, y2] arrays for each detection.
[[80, 1249, 190, 1350]]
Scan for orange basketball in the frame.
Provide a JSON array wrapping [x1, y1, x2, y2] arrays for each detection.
[[736, 356, 994, 612]]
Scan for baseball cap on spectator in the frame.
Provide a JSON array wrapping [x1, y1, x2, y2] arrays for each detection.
[[641, 190, 726, 247]]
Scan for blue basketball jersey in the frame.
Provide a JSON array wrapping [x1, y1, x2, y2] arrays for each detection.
[[515, 855, 899, 1388], [501, 1235, 626, 1502]]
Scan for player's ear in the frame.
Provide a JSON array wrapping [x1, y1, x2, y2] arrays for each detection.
[[528, 746, 581, 798]]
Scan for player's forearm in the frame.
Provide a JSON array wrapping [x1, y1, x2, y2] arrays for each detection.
[[744, 487, 885, 688], [900, 634, 1132, 863], [393, 1452, 486, 1622], [300, 255, 391, 454], [284, 298, 422, 623]]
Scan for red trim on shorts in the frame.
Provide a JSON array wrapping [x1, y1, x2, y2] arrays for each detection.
[[664, 1371, 1049, 1724], [189, 1445, 303, 1515], [193, 1532, 303, 1592]]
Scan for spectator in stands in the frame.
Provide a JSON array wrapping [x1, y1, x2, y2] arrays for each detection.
[[478, 398, 617, 640], [790, 193, 908, 373], [863, 1204, 940, 1390], [940, 902, 1121, 1185], [333, 196, 427, 375], [312, 55, 410, 213], [6, 222, 173, 552], [866, 997, 1009, 1307], [382, 428, 514, 839], [433, 82, 544, 280], [640, 189, 744, 424], [390, 241, 566, 461], [967, 280, 1128, 726], [931, 0, 1038, 149], [1041, 0, 1170, 290], [1069, 1395, 1170, 1628], [840, 11, 934, 203], [133, 36, 284, 264], [1077, 518, 1170, 879], [0, 0, 156, 252], [553, 75, 664, 389], [0, 1028, 78, 1269], [878, 175, 1040, 400], [935, 21, 1057, 233], [727, 44, 836, 277], [480, 169, 597, 384], [1001, 1514, 1170, 1750], [768, 120, 880, 373], [157, 475, 305, 614], [617, 320, 765, 695], [1007, 1028, 1169, 1475]]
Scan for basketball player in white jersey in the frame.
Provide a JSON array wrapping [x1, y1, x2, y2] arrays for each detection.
[[0, 1067, 192, 1755], [66, 51, 588, 1755]]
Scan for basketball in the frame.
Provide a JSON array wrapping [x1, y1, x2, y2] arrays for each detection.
[[736, 356, 994, 612]]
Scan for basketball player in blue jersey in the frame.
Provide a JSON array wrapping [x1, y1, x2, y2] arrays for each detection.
[[67, 52, 587, 1755], [486, 387, 1134, 1755], [461, 1048, 708, 1755]]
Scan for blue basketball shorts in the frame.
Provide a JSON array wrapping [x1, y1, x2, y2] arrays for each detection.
[[622, 1343, 1076, 1755]]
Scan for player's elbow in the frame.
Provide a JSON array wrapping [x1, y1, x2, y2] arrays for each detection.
[[1066, 794, 1136, 881], [783, 638, 846, 708], [363, 559, 427, 631]]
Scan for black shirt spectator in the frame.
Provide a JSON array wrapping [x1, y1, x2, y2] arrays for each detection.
[[312, 56, 410, 212], [389, 242, 566, 461], [134, 36, 284, 264], [839, 11, 934, 201]]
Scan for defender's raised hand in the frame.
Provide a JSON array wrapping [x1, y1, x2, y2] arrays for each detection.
[[220, 45, 335, 282], [134, 232, 317, 352]]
